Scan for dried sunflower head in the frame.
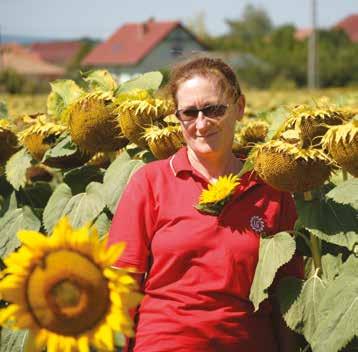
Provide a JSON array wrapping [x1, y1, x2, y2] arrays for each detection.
[[252, 139, 333, 193], [18, 115, 67, 161], [322, 118, 358, 177], [114, 89, 175, 148], [66, 92, 128, 154], [143, 124, 184, 159]]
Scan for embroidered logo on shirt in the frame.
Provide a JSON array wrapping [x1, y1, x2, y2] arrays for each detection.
[[250, 215, 265, 234]]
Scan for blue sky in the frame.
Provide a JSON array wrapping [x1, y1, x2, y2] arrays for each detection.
[[1, 0, 357, 39]]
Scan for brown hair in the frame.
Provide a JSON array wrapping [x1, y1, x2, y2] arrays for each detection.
[[168, 55, 242, 106]]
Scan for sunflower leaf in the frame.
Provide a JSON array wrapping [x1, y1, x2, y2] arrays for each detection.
[[103, 151, 144, 213], [48, 79, 83, 118], [83, 69, 118, 92], [0, 206, 41, 258], [61, 182, 106, 229], [42, 135, 78, 161], [325, 179, 358, 210], [5, 149, 32, 191], [295, 194, 358, 251], [116, 71, 163, 94], [91, 211, 112, 240], [277, 270, 326, 344], [249, 231, 296, 311], [63, 165, 104, 195], [311, 256, 358, 352], [43, 183, 73, 233], [0, 328, 27, 352]]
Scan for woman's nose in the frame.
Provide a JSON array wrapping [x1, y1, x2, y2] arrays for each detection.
[[195, 111, 211, 130]]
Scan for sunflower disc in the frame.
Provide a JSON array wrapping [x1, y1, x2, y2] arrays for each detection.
[[69, 94, 129, 154], [254, 146, 332, 193]]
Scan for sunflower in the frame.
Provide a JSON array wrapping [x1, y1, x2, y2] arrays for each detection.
[[196, 174, 240, 215], [0, 217, 142, 352]]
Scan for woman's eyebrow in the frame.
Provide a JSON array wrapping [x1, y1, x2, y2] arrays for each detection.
[[180, 101, 219, 110]]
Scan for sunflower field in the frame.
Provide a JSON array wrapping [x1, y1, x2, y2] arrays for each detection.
[[0, 69, 357, 352]]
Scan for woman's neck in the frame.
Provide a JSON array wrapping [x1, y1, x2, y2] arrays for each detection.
[[187, 148, 242, 183]]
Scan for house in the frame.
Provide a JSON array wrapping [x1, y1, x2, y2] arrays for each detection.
[[0, 43, 65, 79], [82, 19, 209, 82], [30, 40, 83, 66], [295, 13, 358, 42], [335, 14, 358, 42]]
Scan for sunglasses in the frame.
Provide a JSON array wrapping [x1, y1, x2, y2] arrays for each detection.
[[175, 104, 230, 122]]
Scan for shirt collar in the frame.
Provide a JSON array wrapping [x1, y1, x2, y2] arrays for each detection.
[[169, 146, 265, 191]]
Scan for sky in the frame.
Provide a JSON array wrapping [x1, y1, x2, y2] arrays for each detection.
[[0, 0, 357, 40]]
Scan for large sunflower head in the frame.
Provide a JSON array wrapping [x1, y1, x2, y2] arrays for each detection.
[[0, 217, 142, 352], [0, 119, 19, 165], [114, 89, 175, 148], [252, 139, 334, 193], [66, 92, 129, 154]]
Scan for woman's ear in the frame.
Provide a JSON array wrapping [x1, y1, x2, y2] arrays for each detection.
[[236, 95, 245, 121]]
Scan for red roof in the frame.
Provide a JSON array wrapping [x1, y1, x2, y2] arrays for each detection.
[[0, 43, 65, 77], [30, 40, 82, 65], [335, 14, 358, 42], [83, 20, 184, 66]]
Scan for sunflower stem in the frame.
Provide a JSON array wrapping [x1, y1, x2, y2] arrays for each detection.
[[310, 232, 322, 275], [342, 169, 348, 181]]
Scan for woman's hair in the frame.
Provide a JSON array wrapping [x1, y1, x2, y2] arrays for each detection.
[[167, 55, 242, 105]]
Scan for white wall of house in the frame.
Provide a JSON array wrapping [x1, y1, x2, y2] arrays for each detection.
[[108, 27, 206, 82]]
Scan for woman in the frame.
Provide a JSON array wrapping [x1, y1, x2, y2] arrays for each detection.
[[108, 56, 303, 352]]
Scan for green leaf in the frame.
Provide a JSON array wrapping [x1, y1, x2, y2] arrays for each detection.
[[311, 258, 358, 352], [0, 206, 41, 258], [5, 149, 32, 190], [63, 165, 104, 195], [238, 158, 254, 177], [295, 195, 358, 251], [48, 79, 83, 117], [16, 182, 53, 209], [103, 151, 144, 213], [0, 328, 27, 352], [0, 101, 9, 119], [42, 135, 78, 160], [321, 253, 343, 283], [61, 182, 106, 229], [325, 179, 358, 210], [91, 211, 111, 240], [249, 231, 296, 311], [43, 183, 73, 233], [83, 69, 118, 91], [265, 107, 289, 140], [43, 182, 106, 232], [280, 270, 326, 344], [116, 71, 163, 94]]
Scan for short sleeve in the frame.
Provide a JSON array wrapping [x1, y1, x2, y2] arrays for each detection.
[[107, 168, 156, 273], [275, 192, 304, 281]]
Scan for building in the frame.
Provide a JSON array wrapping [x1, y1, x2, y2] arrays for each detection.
[[295, 13, 358, 42], [335, 14, 358, 42], [30, 40, 83, 66], [82, 19, 208, 82], [0, 43, 65, 79]]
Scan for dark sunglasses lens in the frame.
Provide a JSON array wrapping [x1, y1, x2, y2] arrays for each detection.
[[183, 109, 199, 119], [203, 105, 227, 118]]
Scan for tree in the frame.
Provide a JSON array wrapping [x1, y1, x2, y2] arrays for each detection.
[[226, 4, 273, 43]]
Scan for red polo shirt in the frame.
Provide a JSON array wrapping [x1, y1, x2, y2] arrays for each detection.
[[108, 147, 303, 352]]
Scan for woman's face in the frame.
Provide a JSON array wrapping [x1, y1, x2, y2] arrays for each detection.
[[176, 75, 245, 158]]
